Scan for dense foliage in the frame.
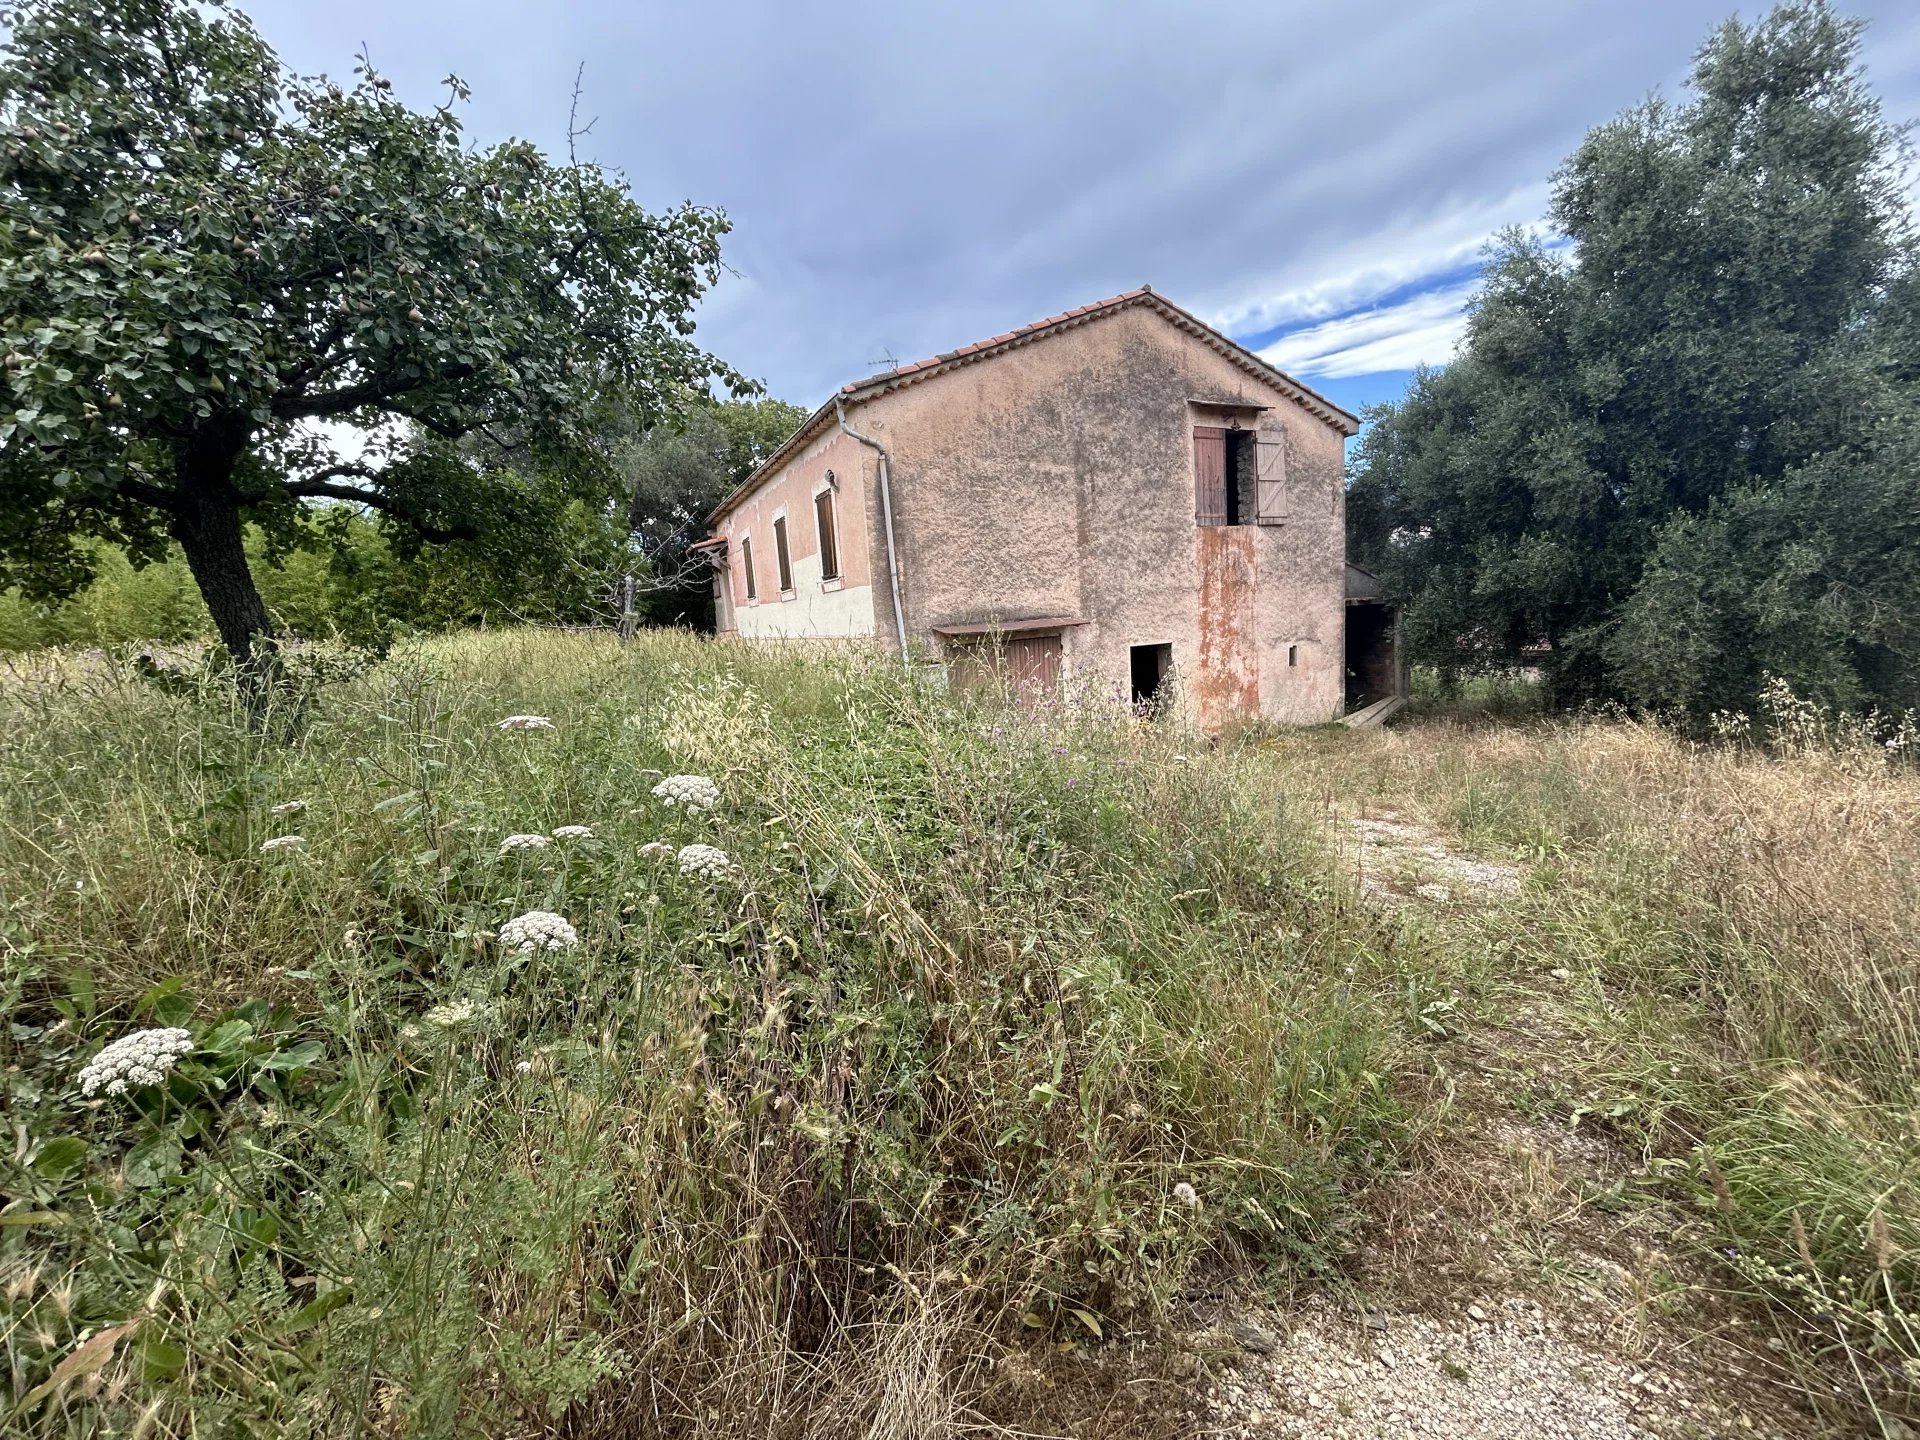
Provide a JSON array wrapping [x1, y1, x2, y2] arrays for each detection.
[[1347, 1, 1920, 717], [615, 396, 810, 628], [0, 396, 812, 652], [0, 0, 741, 699]]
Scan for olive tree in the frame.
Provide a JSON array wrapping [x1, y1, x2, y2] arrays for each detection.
[[1347, 1, 1917, 715], [0, 0, 742, 707]]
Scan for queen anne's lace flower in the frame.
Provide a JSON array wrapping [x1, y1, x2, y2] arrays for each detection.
[[677, 843, 734, 879], [497, 714, 556, 731], [423, 999, 477, 1028], [551, 825, 595, 841], [270, 799, 306, 816], [637, 841, 674, 860], [78, 1027, 194, 1097], [498, 910, 579, 952], [1171, 1181, 1200, 1210], [499, 833, 550, 853], [260, 835, 305, 853], [652, 774, 721, 814]]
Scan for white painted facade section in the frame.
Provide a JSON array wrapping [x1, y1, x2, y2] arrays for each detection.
[[732, 551, 877, 639]]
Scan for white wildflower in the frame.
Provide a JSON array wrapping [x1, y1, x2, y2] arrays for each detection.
[[422, 999, 477, 1028], [497, 714, 556, 731], [637, 841, 674, 860], [514, 1059, 533, 1075], [551, 824, 595, 841], [497, 910, 579, 952], [78, 1027, 194, 1097], [677, 843, 734, 880], [399, 1022, 421, 1041], [270, 799, 307, 816], [651, 774, 721, 814], [1171, 1181, 1200, 1210], [499, 832, 550, 853], [260, 835, 306, 853]]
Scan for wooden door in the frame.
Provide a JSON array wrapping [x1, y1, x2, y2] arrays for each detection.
[[1004, 634, 1062, 702]]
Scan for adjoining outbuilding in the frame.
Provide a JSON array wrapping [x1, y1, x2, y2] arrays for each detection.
[[705, 287, 1405, 727]]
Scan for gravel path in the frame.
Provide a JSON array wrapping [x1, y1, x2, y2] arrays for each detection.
[[1162, 807, 1822, 1440], [1192, 1295, 1772, 1439], [1347, 812, 1522, 901]]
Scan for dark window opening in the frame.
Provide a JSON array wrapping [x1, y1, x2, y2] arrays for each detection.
[[773, 516, 793, 593], [740, 535, 756, 602], [1130, 643, 1173, 711], [1225, 429, 1255, 526], [814, 489, 840, 582], [1288, 644, 1298, 667]]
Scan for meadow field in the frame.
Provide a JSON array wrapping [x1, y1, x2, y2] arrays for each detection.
[[2, 631, 1915, 1436]]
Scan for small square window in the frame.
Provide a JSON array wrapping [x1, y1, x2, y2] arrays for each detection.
[[1288, 645, 1299, 667]]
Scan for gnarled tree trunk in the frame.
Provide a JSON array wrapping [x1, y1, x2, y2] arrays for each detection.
[[170, 427, 281, 726]]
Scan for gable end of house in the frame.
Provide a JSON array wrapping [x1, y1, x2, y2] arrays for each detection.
[[706, 288, 1356, 525]]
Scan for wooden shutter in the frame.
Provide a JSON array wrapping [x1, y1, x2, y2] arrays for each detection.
[[740, 535, 756, 601], [815, 490, 840, 581], [773, 517, 793, 592], [1193, 426, 1227, 526], [1255, 434, 1288, 524]]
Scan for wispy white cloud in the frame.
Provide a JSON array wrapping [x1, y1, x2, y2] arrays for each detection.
[[1206, 184, 1550, 338], [1258, 277, 1480, 379]]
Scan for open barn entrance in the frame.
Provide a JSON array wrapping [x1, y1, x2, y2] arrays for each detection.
[[1345, 604, 1398, 709], [1130, 643, 1172, 712], [1344, 563, 1406, 722]]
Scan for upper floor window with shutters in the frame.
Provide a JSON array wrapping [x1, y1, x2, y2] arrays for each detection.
[[1193, 424, 1287, 526]]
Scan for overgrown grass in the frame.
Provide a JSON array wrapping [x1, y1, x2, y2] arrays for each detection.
[[0, 631, 1425, 1436], [1271, 706, 1920, 1415]]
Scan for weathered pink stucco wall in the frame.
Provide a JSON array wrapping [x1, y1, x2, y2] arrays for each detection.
[[712, 426, 878, 640], [710, 297, 1352, 725], [849, 305, 1350, 725]]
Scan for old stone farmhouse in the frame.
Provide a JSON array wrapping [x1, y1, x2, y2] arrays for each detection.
[[702, 287, 1400, 727]]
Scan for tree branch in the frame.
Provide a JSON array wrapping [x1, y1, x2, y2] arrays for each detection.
[[270, 362, 478, 421], [284, 461, 381, 492], [115, 475, 181, 511], [288, 474, 478, 543]]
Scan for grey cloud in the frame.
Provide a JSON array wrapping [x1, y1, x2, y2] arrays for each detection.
[[248, 0, 1920, 402]]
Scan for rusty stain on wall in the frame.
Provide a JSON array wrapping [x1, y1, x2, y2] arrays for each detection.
[[1195, 526, 1259, 728]]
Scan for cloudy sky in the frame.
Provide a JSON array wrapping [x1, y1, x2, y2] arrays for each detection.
[[248, 0, 1920, 422]]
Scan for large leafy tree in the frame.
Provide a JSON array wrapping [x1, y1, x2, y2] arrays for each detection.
[[0, 0, 741, 705], [616, 395, 808, 627], [1348, 0, 1918, 715]]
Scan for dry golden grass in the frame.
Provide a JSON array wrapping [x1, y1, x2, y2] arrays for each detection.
[[1263, 709, 1920, 1421]]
